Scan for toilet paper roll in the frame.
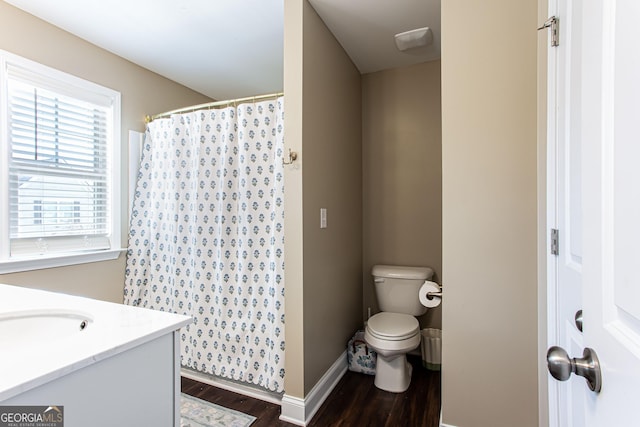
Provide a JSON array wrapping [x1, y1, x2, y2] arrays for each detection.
[[419, 280, 442, 308]]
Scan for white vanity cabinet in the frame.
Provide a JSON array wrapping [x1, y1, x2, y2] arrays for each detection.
[[0, 284, 192, 427]]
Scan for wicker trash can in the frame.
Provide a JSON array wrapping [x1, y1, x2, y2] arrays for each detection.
[[421, 328, 442, 371]]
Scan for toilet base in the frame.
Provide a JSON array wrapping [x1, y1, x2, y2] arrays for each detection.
[[374, 353, 413, 393]]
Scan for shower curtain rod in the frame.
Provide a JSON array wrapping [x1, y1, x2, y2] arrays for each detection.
[[145, 91, 284, 123]]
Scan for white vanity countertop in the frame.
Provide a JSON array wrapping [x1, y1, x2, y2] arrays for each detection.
[[0, 283, 192, 401]]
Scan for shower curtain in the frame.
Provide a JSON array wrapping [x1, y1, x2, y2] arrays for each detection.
[[124, 97, 285, 393]]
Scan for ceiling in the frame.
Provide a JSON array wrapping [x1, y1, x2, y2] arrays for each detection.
[[307, 0, 440, 74], [4, 0, 440, 101]]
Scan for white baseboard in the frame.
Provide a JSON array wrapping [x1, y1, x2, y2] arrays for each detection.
[[279, 350, 348, 426], [279, 395, 306, 426], [180, 368, 282, 405], [440, 410, 458, 427]]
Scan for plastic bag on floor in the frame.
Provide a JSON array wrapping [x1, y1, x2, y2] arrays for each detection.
[[347, 330, 377, 375]]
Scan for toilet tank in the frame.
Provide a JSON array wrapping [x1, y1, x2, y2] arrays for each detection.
[[372, 265, 434, 316]]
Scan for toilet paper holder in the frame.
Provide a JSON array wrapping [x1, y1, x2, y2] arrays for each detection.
[[426, 284, 442, 300]]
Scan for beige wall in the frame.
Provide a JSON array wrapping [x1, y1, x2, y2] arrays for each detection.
[[441, 1, 538, 426], [0, 2, 211, 302], [283, 0, 363, 397], [362, 61, 442, 329], [301, 0, 362, 394]]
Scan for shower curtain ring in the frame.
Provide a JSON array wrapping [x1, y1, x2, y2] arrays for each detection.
[[283, 149, 298, 165]]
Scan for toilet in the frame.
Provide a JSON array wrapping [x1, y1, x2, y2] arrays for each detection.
[[365, 265, 434, 393]]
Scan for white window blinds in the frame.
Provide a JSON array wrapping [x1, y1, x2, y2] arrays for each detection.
[[1, 52, 121, 260]]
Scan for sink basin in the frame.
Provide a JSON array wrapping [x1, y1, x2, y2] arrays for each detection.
[[0, 309, 93, 347]]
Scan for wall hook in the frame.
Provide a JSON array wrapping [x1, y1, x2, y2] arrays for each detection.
[[283, 149, 298, 165]]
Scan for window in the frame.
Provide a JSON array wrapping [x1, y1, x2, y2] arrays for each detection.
[[0, 50, 122, 272]]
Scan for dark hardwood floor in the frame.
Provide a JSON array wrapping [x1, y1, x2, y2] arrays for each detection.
[[181, 355, 441, 426]]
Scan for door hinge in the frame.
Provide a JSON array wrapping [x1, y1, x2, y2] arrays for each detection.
[[551, 228, 559, 256], [538, 16, 559, 47]]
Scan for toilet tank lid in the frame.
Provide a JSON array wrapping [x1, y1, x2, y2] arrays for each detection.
[[372, 265, 434, 280]]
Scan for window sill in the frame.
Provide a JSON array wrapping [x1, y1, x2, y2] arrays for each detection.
[[0, 249, 126, 274]]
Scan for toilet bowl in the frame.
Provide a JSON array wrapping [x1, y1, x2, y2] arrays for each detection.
[[365, 312, 420, 392], [365, 265, 433, 393]]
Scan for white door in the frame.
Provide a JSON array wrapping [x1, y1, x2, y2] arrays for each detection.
[[581, 0, 640, 424], [548, 0, 640, 425]]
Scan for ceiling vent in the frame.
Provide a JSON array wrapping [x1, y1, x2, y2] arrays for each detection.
[[394, 27, 433, 52]]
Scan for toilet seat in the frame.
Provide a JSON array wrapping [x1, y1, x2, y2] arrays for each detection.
[[367, 312, 419, 341]]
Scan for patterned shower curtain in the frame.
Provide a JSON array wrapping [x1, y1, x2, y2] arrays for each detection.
[[124, 97, 285, 393]]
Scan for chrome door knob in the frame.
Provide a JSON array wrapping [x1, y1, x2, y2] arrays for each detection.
[[547, 346, 602, 392]]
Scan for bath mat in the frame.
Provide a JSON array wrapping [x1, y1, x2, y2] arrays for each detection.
[[181, 393, 255, 427]]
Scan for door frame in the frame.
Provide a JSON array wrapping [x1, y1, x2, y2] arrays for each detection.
[[538, 0, 558, 426]]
